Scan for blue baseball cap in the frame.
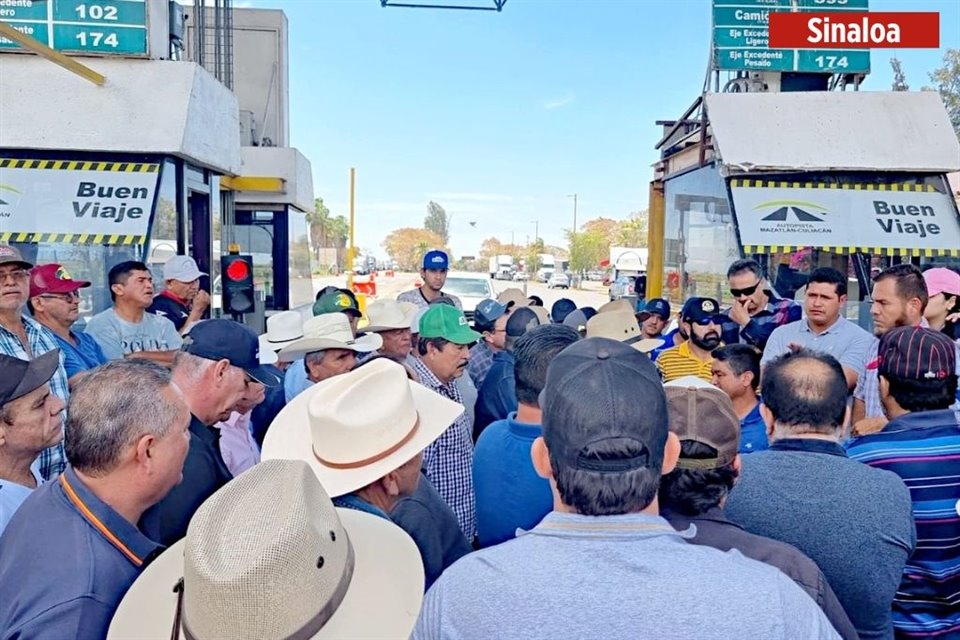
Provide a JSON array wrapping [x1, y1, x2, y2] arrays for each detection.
[[182, 319, 280, 387], [638, 298, 670, 321], [422, 250, 449, 270], [474, 298, 508, 327]]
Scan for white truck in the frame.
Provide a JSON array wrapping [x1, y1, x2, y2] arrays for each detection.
[[488, 254, 514, 280], [536, 253, 556, 283]]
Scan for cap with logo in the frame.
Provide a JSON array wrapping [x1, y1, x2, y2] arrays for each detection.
[[474, 298, 509, 328], [923, 267, 960, 297], [681, 297, 721, 323], [29, 264, 91, 297], [506, 306, 540, 338], [163, 255, 207, 283], [422, 250, 449, 271], [0, 245, 33, 270], [313, 291, 362, 318], [182, 319, 280, 387], [542, 337, 668, 473], [418, 305, 480, 345], [867, 326, 956, 381], [638, 298, 670, 321], [0, 349, 60, 407], [550, 298, 577, 324], [663, 376, 739, 470]]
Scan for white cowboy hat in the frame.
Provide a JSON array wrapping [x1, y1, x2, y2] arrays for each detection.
[[410, 306, 430, 334], [108, 460, 423, 640], [259, 310, 305, 352], [261, 357, 464, 497], [278, 313, 382, 363], [364, 299, 418, 333], [586, 309, 664, 354]]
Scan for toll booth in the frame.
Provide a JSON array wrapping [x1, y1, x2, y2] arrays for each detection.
[[649, 91, 960, 327]]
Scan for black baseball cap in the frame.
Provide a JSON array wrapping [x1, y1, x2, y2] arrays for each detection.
[[681, 297, 721, 323], [551, 298, 577, 324], [638, 298, 670, 321], [0, 349, 60, 407], [182, 320, 280, 387], [868, 326, 957, 381], [541, 338, 668, 473], [506, 307, 540, 338]]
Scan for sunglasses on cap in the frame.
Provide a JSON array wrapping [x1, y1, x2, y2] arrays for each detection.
[[730, 281, 762, 298]]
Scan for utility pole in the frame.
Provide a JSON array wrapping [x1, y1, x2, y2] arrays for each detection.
[[347, 167, 356, 290], [567, 194, 578, 232], [531, 220, 539, 244]]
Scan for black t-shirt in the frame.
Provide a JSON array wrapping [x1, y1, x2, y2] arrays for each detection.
[[148, 293, 190, 330]]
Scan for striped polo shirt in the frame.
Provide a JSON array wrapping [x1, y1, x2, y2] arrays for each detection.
[[656, 341, 713, 383], [846, 408, 960, 639]]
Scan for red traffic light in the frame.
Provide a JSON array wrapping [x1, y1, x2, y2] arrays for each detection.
[[225, 259, 251, 282]]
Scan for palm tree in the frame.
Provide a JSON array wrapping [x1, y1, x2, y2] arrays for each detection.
[[305, 197, 330, 261]]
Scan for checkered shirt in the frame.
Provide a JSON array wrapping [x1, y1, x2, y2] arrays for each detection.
[[467, 340, 495, 388], [0, 315, 69, 479], [411, 356, 476, 541], [721, 294, 802, 351]]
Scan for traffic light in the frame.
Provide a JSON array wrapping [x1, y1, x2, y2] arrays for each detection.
[[221, 254, 255, 315]]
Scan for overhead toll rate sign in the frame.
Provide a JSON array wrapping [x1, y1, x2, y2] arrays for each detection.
[[713, 0, 871, 74], [730, 179, 960, 257], [0, 0, 147, 56], [0, 159, 160, 245]]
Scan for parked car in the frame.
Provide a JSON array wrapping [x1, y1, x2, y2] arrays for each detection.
[[608, 275, 637, 301], [547, 273, 570, 290], [441, 273, 496, 321], [512, 271, 529, 281]]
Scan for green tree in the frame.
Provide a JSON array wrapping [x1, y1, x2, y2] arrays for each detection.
[[424, 201, 450, 244], [305, 197, 331, 261], [567, 229, 607, 272], [927, 48, 960, 139], [525, 238, 545, 274], [616, 212, 649, 247], [382, 228, 446, 271]]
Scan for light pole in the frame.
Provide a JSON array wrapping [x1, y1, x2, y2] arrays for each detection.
[[531, 220, 539, 244], [567, 193, 578, 233]]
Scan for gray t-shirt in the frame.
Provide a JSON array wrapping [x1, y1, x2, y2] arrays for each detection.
[[84, 308, 182, 360], [413, 512, 840, 640], [762, 316, 875, 377]]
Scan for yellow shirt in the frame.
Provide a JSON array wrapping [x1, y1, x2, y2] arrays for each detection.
[[656, 341, 713, 383]]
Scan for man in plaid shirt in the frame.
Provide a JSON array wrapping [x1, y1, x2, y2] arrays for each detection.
[[467, 298, 510, 389], [721, 259, 802, 351], [411, 304, 482, 541], [0, 246, 69, 479]]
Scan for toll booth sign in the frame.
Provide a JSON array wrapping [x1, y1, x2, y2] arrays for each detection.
[[0, 0, 148, 56], [713, 0, 871, 74]]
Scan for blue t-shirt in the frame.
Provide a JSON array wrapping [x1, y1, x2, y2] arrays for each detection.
[[473, 413, 552, 548], [739, 402, 769, 453], [474, 352, 517, 438], [52, 330, 109, 379], [284, 359, 312, 403]]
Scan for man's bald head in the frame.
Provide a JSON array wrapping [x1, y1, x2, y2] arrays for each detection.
[[760, 350, 848, 436]]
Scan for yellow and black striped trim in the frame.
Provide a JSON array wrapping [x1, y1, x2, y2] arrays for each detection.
[[0, 159, 159, 173], [0, 232, 145, 245], [743, 245, 960, 257], [729, 179, 936, 193]]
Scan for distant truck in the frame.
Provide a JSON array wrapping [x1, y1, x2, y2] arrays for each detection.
[[488, 254, 514, 280], [536, 253, 556, 283], [608, 247, 648, 301]]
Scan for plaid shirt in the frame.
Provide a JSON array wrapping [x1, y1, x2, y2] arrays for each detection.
[[411, 356, 476, 541], [721, 293, 802, 351], [0, 315, 69, 479], [467, 340, 496, 388]]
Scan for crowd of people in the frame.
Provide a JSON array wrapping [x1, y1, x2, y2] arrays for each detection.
[[0, 242, 958, 639]]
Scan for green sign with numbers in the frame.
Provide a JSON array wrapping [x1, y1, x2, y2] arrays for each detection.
[[0, 0, 147, 56], [712, 0, 871, 74]]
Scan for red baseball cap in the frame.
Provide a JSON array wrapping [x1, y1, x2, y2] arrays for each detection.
[[29, 264, 91, 297]]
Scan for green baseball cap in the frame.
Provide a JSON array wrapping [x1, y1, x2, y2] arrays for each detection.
[[418, 305, 481, 345], [313, 291, 362, 318]]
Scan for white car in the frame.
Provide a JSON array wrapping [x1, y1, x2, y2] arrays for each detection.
[[442, 273, 497, 321], [547, 273, 570, 289], [512, 271, 529, 281]]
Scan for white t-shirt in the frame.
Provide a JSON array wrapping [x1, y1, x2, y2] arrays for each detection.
[[0, 461, 44, 535], [84, 308, 182, 360]]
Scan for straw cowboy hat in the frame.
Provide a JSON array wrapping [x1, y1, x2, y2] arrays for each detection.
[[108, 459, 424, 640], [364, 299, 418, 333], [598, 298, 635, 315], [496, 287, 527, 308], [259, 310, 304, 358], [261, 357, 464, 497], [586, 309, 664, 354], [278, 313, 382, 363]]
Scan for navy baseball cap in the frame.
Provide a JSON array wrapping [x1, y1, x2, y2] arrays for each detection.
[[182, 319, 280, 387], [681, 297, 721, 324], [638, 298, 670, 321], [551, 298, 577, 324], [422, 250, 449, 270], [474, 298, 509, 327]]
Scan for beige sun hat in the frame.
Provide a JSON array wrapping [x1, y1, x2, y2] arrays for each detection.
[[496, 287, 527, 308], [364, 299, 418, 333], [586, 309, 664, 354], [598, 298, 634, 315], [529, 305, 550, 326], [278, 313, 382, 363], [261, 357, 464, 497], [107, 459, 424, 640], [259, 310, 304, 357]]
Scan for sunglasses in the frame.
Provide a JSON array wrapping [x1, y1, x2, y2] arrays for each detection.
[[689, 316, 721, 326], [730, 281, 762, 298]]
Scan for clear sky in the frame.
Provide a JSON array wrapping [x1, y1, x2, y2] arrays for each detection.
[[244, 0, 959, 259]]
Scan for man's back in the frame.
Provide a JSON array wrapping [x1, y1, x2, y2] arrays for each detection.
[[725, 442, 915, 640], [413, 512, 839, 640]]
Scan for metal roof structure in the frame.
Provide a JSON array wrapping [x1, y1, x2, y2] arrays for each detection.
[[380, 0, 507, 10]]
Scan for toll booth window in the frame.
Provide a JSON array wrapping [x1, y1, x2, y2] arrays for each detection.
[[663, 166, 739, 307], [147, 160, 179, 281], [288, 208, 314, 310]]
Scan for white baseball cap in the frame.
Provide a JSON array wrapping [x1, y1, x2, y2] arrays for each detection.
[[163, 255, 206, 283]]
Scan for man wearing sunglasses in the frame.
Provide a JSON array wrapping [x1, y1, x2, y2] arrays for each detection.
[[722, 260, 802, 351], [28, 264, 108, 386], [657, 297, 723, 383]]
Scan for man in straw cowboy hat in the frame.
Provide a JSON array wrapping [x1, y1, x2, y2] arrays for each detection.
[[585, 308, 664, 355], [0, 360, 191, 640], [261, 357, 465, 588], [108, 459, 425, 640], [413, 338, 840, 639], [358, 298, 419, 364]]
